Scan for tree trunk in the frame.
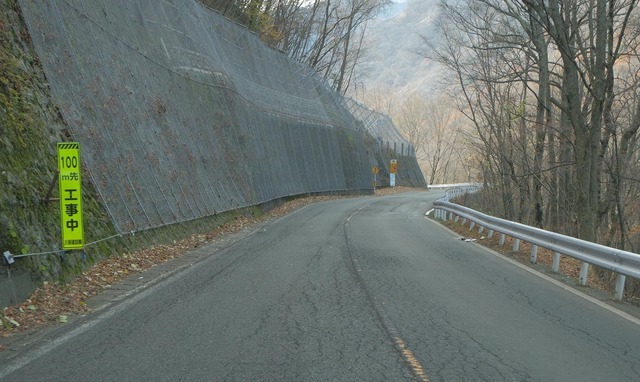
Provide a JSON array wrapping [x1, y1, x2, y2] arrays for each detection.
[[529, 7, 549, 228]]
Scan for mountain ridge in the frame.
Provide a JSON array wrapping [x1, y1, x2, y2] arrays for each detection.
[[357, 0, 443, 102]]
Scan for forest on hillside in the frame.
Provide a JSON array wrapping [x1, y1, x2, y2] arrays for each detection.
[[426, 0, 640, 244], [200, 0, 393, 94], [424, 0, 640, 295]]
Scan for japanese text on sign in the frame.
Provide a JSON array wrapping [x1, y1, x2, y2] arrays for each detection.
[[58, 142, 84, 249]]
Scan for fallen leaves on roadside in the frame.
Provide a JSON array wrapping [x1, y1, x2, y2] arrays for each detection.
[[0, 188, 421, 337]]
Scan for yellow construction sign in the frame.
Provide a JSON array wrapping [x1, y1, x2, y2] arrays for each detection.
[[58, 142, 84, 249], [390, 159, 398, 174]]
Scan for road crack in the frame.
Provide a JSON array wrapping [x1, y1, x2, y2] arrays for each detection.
[[343, 203, 429, 382]]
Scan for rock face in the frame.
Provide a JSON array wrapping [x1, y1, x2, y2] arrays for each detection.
[[0, 0, 121, 306], [1, 0, 425, 307]]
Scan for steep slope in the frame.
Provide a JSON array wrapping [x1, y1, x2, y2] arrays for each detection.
[[0, 0, 122, 306], [1, 0, 425, 308], [359, 0, 443, 99]]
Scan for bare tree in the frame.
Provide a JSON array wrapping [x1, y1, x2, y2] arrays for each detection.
[[427, 0, 640, 245], [395, 94, 462, 185], [522, 0, 639, 241], [425, 1, 533, 219], [199, 0, 391, 94]]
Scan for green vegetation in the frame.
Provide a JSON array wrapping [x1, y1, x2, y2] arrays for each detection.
[[1, 0, 61, 275], [0, 0, 224, 288]]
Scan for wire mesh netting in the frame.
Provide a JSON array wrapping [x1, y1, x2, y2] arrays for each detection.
[[342, 98, 425, 184], [18, 0, 426, 234]]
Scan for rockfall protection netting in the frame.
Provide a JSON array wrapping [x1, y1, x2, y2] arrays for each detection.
[[344, 98, 414, 156], [343, 98, 425, 183], [18, 0, 426, 234]]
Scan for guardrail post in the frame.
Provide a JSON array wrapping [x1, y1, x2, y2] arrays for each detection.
[[461, 218, 467, 226], [487, 229, 494, 238], [478, 225, 484, 234], [512, 238, 520, 252], [499, 233, 506, 246], [455, 216, 459, 223], [530, 245, 538, 264], [469, 221, 475, 230], [552, 252, 561, 273], [579, 262, 589, 286], [615, 274, 626, 301]]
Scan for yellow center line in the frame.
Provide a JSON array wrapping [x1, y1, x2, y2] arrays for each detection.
[[394, 337, 429, 381]]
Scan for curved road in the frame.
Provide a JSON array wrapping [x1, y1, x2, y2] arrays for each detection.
[[2, 191, 640, 381]]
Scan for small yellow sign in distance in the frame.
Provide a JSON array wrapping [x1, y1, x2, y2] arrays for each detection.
[[58, 142, 84, 250], [372, 166, 379, 175], [390, 159, 398, 174]]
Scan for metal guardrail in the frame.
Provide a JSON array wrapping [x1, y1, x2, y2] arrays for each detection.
[[433, 190, 640, 301], [428, 183, 482, 191], [428, 184, 483, 201]]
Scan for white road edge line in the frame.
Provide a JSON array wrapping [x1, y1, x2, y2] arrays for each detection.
[[0, 206, 308, 379], [0, 280, 159, 379]]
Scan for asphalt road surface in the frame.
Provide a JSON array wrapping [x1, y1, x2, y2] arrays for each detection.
[[2, 191, 640, 381]]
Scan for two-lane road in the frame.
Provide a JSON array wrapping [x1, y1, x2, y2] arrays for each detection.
[[2, 191, 639, 381]]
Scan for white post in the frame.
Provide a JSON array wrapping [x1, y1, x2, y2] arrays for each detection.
[[478, 225, 484, 234], [499, 233, 506, 246], [615, 274, 626, 301], [512, 238, 520, 252], [469, 221, 475, 230], [487, 229, 494, 238], [530, 245, 538, 264], [461, 218, 467, 225], [552, 252, 561, 273], [579, 262, 589, 286]]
